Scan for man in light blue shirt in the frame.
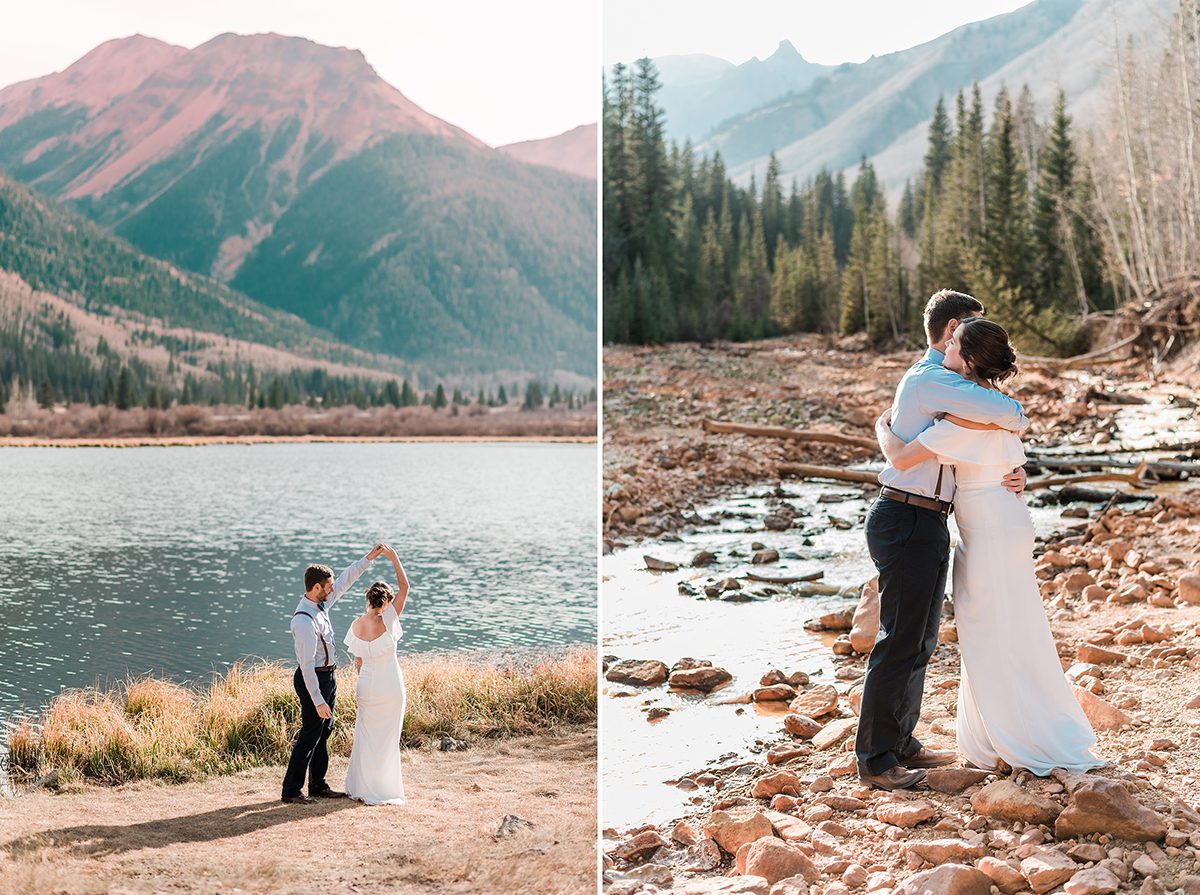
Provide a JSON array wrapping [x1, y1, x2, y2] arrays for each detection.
[[856, 289, 1028, 791]]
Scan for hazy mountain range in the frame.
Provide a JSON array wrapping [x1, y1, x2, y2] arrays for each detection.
[[0, 33, 597, 378], [636, 0, 1176, 198]]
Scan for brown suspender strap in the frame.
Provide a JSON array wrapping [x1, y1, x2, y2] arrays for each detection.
[[293, 609, 330, 667], [934, 464, 945, 501]]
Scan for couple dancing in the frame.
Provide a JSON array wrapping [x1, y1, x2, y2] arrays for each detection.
[[856, 289, 1106, 790], [281, 543, 411, 805]]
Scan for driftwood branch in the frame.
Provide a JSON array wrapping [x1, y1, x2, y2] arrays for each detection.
[[1022, 332, 1142, 368], [776, 463, 881, 485], [1026, 460, 1151, 491], [744, 570, 825, 585], [704, 419, 878, 451]]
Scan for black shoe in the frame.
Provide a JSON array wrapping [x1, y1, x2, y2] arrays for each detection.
[[282, 794, 314, 804], [311, 788, 348, 799]]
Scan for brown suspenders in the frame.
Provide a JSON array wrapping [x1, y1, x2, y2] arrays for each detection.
[[293, 607, 330, 667]]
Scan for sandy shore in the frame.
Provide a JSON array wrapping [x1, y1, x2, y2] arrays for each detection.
[[0, 728, 597, 895]]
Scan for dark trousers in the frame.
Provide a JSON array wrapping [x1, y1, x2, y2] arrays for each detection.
[[281, 668, 336, 797], [854, 496, 950, 775]]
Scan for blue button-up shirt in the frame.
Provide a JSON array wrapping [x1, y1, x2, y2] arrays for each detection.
[[878, 347, 1030, 500], [290, 554, 373, 709]]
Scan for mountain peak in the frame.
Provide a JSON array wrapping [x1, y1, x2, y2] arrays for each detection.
[[771, 39, 802, 60]]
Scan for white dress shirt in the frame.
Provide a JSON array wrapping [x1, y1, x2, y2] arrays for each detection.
[[290, 554, 373, 709], [878, 347, 1030, 501]]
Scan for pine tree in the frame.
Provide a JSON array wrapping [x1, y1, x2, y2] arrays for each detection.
[[433, 383, 448, 409], [115, 366, 135, 410]]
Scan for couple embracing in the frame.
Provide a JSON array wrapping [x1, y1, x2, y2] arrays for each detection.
[[856, 289, 1106, 790], [281, 542, 412, 806]]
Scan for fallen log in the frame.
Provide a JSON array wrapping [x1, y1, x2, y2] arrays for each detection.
[[703, 419, 878, 451], [777, 463, 881, 485], [1025, 455, 1196, 478], [744, 570, 825, 585], [1022, 332, 1141, 368], [1026, 460, 1150, 491]]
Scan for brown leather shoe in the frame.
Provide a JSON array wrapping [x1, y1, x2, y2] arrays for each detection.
[[311, 788, 347, 799], [859, 765, 926, 791], [903, 747, 957, 769], [281, 794, 314, 804]]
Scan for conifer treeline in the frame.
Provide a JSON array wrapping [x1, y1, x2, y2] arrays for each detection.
[[0, 307, 593, 413], [603, 59, 1115, 353]]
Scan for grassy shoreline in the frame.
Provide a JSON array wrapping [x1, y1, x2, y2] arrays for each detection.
[[4, 649, 597, 788], [0, 433, 597, 447]]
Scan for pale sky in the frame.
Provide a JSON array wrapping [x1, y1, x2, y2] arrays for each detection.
[[0, 0, 599, 147], [604, 0, 1034, 66]]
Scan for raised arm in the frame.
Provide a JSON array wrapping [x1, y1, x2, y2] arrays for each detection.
[[382, 544, 410, 615], [326, 544, 384, 610], [876, 409, 937, 471], [920, 366, 1029, 432]]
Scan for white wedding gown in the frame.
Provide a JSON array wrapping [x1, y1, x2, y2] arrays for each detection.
[[916, 419, 1105, 775], [343, 604, 407, 804]]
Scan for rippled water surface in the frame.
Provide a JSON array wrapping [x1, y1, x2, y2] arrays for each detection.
[[0, 443, 596, 719]]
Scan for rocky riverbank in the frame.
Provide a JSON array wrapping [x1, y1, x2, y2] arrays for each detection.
[[602, 334, 1200, 895], [602, 486, 1200, 895]]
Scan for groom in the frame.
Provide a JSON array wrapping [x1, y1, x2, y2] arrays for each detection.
[[281, 543, 384, 805], [856, 289, 1029, 791]]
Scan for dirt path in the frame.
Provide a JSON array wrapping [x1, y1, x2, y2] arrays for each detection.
[[0, 729, 596, 895]]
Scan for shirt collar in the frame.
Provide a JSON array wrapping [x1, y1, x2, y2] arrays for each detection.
[[923, 347, 945, 364]]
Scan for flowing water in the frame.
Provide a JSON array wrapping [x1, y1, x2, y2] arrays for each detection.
[[0, 442, 597, 724]]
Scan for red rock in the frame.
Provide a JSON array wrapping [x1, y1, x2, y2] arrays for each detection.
[[903, 839, 985, 863], [790, 685, 839, 718], [1071, 685, 1133, 731], [769, 877, 811, 895], [606, 658, 668, 686], [850, 577, 880, 654], [704, 809, 775, 854], [970, 780, 1061, 825], [812, 718, 858, 751], [1064, 867, 1122, 895], [767, 744, 810, 765], [756, 684, 799, 702], [1021, 848, 1078, 894], [751, 771, 804, 799], [874, 799, 938, 828], [744, 836, 822, 885], [1178, 573, 1200, 605], [611, 829, 669, 862], [670, 665, 733, 692], [684, 877, 771, 894], [894, 864, 992, 895], [976, 857, 1026, 895], [763, 809, 812, 843], [923, 767, 991, 794], [784, 714, 823, 738], [1054, 778, 1168, 841], [1076, 644, 1128, 664]]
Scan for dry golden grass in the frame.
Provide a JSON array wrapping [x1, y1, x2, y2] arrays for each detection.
[[6, 650, 597, 787]]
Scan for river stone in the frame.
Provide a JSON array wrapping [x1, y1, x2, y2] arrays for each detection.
[[903, 839, 985, 864], [783, 713, 822, 738], [874, 799, 938, 828], [1022, 848, 1078, 894], [763, 809, 812, 843], [1179, 573, 1200, 605], [755, 684, 798, 702], [767, 744, 809, 765], [605, 659, 668, 686], [671, 665, 733, 692], [1054, 778, 1168, 841], [1071, 685, 1133, 730], [684, 876, 771, 895], [1077, 643, 1128, 664], [970, 780, 1062, 825], [976, 857, 1027, 895], [1066, 843, 1108, 863], [644, 554, 679, 572], [1064, 867, 1122, 895], [769, 877, 811, 895], [924, 767, 991, 794], [744, 836, 822, 885], [850, 576, 880, 654], [704, 809, 775, 854], [751, 771, 803, 799], [812, 718, 858, 751], [790, 685, 839, 718], [611, 829, 669, 863], [894, 864, 992, 895]]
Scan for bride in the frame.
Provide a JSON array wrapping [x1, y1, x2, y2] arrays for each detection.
[[344, 543, 411, 804], [876, 316, 1104, 775]]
